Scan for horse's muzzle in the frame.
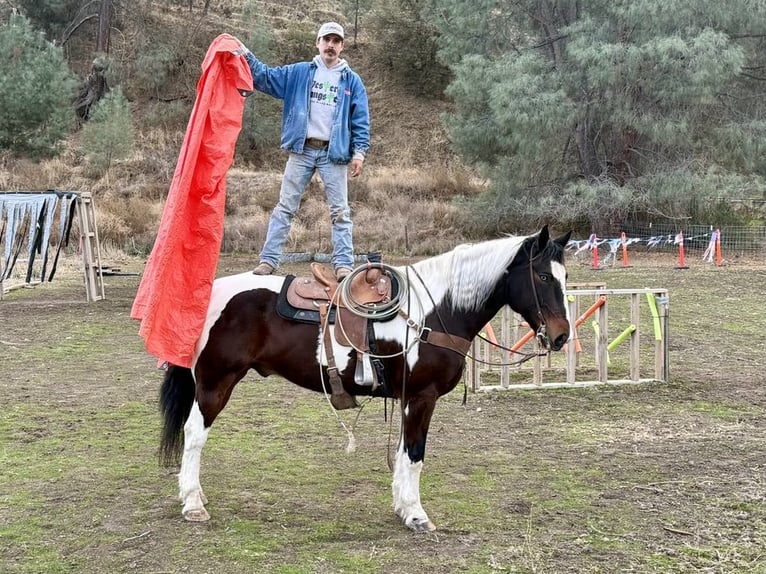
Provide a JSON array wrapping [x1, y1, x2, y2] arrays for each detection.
[[537, 318, 570, 351], [550, 332, 569, 351]]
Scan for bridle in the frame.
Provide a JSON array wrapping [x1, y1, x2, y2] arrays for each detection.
[[409, 242, 561, 366], [524, 243, 552, 349], [470, 242, 566, 364]]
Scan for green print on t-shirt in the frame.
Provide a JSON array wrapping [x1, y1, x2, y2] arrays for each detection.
[[311, 80, 338, 106]]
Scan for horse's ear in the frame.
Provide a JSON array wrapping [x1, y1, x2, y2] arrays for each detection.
[[554, 230, 572, 248], [537, 225, 550, 249]]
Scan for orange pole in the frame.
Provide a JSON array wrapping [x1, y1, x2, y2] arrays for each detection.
[[512, 296, 606, 355], [509, 329, 536, 353], [715, 228, 722, 266], [591, 234, 600, 270], [677, 231, 689, 269], [621, 232, 630, 267], [569, 295, 606, 354], [573, 322, 583, 353], [483, 322, 498, 345], [574, 295, 607, 329]]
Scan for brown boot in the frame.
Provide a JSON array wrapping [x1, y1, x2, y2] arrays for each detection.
[[253, 262, 275, 275], [335, 267, 352, 281]]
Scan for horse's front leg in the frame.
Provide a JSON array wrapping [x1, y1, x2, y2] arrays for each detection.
[[178, 401, 211, 521], [392, 394, 437, 532]]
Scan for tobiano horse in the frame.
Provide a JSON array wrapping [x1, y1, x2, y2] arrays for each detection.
[[158, 226, 571, 531]]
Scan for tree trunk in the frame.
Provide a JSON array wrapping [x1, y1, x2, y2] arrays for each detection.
[[575, 117, 603, 180], [612, 128, 637, 185], [75, 0, 113, 122]]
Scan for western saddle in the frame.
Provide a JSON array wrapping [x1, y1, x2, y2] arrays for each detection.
[[284, 262, 393, 409]]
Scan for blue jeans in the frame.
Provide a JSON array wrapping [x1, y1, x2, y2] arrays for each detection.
[[259, 149, 353, 270]]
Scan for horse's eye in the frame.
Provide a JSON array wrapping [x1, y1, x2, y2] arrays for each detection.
[[539, 272, 551, 282]]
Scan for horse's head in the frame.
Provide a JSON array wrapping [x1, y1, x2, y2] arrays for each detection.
[[505, 226, 571, 351]]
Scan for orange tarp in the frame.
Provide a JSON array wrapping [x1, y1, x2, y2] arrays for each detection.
[[131, 34, 252, 368]]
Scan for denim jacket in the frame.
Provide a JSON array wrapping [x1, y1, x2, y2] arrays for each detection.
[[244, 51, 370, 164]]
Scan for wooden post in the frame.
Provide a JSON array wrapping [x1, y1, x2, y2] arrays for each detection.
[[77, 192, 105, 302]]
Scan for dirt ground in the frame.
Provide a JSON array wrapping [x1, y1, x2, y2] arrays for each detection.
[[1, 252, 765, 573]]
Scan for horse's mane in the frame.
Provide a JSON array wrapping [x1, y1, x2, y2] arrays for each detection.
[[410, 234, 528, 312]]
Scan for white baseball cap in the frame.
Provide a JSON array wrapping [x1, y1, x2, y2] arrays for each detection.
[[317, 22, 344, 40]]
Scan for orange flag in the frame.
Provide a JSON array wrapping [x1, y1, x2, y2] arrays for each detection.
[[131, 34, 252, 368]]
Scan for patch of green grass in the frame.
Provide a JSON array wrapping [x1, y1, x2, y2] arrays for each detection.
[[0, 508, 69, 573], [203, 519, 283, 560], [727, 501, 758, 512], [645, 553, 682, 570], [469, 466, 497, 489], [679, 544, 716, 560], [689, 401, 763, 419], [528, 466, 603, 511]]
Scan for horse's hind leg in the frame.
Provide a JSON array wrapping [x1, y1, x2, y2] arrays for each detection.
[[179, 370, 244, 522], [179, 401, 211, 521], [392, 394, 437, 532]]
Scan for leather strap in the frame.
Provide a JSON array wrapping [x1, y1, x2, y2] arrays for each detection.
[[420, 329, 472, 356], [319, 304, 342, 393], [397, 309, 471, 356], [319, 303, 357, 409]]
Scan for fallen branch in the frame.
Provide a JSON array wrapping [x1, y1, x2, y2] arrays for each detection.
[[121, 530, 151, 543], [661, 524, 695, 536]]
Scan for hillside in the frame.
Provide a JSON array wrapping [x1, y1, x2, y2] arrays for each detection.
[[0, 1, 478, 256]]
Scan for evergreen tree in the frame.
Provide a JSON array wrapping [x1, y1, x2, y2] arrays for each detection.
[[429, 0, 766, 229], [0, 14, 77, 157], [368, 0, 450, 97], [16, 0, 81, 41], [81, 87, 133, 176]]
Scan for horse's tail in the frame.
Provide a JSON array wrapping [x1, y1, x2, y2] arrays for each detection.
[[159, 364, 196, 467]]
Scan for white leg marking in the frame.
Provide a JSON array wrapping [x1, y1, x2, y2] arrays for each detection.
[[391, 439, 436, 532], [179, 402, 211, 521]]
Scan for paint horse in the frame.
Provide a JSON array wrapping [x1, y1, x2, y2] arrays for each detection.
[[159, 226, 571, 531]]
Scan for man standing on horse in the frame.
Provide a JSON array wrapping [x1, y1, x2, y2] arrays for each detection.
[[241, 22, 371, 281]]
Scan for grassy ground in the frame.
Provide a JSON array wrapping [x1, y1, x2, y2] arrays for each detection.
[[1, 251, 765, 573]]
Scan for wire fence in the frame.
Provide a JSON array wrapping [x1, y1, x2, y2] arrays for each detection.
[[608, 223, 766, 257]]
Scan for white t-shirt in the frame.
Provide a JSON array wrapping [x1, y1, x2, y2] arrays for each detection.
[[306, 56, 347, 141]]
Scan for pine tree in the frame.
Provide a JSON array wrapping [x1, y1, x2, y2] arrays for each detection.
[[81, 87, 133, 178], [0, 14, 77, 157], [429, 0, 766, 228]]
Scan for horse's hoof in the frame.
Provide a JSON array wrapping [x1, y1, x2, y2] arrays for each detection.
[[407, 517, 436, 532], [183, 508, 210, 522]]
